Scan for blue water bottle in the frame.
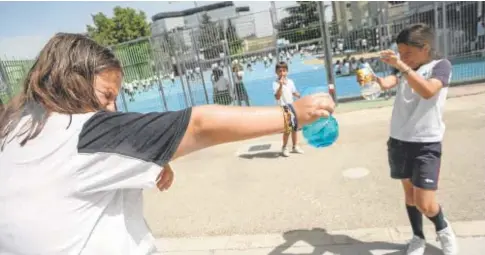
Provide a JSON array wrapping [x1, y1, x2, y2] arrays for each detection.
[[302, 116, 339, 148], [300, 87, 339, 148]]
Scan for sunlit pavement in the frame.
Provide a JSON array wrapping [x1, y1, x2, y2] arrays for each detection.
[[144, 83, 485, 253]]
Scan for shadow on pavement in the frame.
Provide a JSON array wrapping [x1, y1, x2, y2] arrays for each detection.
[[238, 151, 282, 159], [268, 228, 443, 255]]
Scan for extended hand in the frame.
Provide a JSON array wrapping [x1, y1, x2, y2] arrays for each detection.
[[292, 93, 335, 126], [156, 164, 174, 191]]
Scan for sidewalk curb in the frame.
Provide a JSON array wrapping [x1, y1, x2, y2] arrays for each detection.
[[154, 220, 485, 252]]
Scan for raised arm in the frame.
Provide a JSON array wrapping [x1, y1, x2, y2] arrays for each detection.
[[77, 94, 333, 192], [376, 75, 399, 90], [380, 50, 450, 99], [274, 80, 284, 100]]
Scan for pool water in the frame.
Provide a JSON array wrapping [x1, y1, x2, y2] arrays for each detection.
[[117, 55, 485, 113]]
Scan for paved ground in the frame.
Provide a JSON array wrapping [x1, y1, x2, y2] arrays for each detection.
[[143, 84, 485, 239], [155, 221, 485, 254]]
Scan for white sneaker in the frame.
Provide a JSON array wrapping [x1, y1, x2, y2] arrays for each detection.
[[436, 220, 458, 255], [292, 146, 304, 154], [281, 147, 290, 157], [405, 235, 426, 255]]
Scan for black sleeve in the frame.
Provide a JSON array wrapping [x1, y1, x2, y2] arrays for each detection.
[[78, 108, 191, 166], [430, 59, 452, 87]]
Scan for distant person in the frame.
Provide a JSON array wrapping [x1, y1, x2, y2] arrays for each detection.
[[170, 72, 175, 84], [232, 63, 250, 106], [211, 69, 232, 105], [359, 24, 458, 255], [477, 16, 485, 49], [246, 62, 252, 72], [341, 59, 350, 75], [358, 57, 367, 69], [334, 60, 342, 75], [273, 61, 303, 157], [263, 56, 269, 69], [350, 57, 358, 73]]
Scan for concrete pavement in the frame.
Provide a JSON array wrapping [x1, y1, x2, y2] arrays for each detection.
[[154, 220, 485, 254], [142, 83, 485, 255]]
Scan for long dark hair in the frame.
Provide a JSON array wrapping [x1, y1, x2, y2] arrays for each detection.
[[396, 23, 439, 59], [0, 33, 122, 149]]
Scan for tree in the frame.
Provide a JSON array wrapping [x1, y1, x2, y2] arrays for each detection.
[[226, 19, 243, 55], [86, 7, 153, 87], [277, 2, 321, 44], [197, 14, 223, 60], [86, 6, 151, 46]]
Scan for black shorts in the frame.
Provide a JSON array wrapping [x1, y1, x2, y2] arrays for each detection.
[[387, 137, 442, 190]]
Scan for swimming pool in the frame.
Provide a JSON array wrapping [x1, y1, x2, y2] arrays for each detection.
[[117, 55, 485, 113]]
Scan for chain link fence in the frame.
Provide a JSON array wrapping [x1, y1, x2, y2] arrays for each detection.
[[1, 1, 484, 111]]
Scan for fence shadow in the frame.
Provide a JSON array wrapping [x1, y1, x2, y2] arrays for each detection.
[[268, 228, 443, 255]]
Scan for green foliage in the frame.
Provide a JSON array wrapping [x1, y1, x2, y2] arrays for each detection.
[[197, 14, 244, 59], [111, 39, 154, 83], [86, 6, 154, 84], [197, 13, 223, 60], [277, 1, 322, 44], [226, 19, 243, 55], [86, 6, 151, 46], [0, 59, 35, 102]]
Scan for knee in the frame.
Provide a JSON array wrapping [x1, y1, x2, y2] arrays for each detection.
[[414, 198, 434, 215]]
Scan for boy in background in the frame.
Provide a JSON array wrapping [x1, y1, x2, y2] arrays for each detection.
[[273, 61, 304, 157]]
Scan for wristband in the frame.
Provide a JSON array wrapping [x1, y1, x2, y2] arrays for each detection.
[[401, 67, 411, 76]]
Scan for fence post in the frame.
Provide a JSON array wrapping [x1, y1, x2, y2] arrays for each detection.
[[270, 1, 279, 63], [434, 2, 440, 53], [190, 27, 209, 104], [221, 19, 240, 105], [173, 49, 190, 107], [442, 2, 449, 58], [318, 1, 337, 104], [148, 36, 169, 111]]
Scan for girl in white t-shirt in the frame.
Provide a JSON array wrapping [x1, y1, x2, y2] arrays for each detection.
[[359, 23, 457, 255]]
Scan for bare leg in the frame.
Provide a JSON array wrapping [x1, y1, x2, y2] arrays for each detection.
[[291, 131, 298, 148], [282, 132, 290, 148]]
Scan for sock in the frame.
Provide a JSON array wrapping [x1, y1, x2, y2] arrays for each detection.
[[427, 206, 448, 232], [406, 205, 425, 239]]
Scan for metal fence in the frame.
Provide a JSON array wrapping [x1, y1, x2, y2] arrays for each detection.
[[1, 1, 484, 111]]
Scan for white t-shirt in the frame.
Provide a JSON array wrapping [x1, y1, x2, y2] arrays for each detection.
[[0, 109, 191, 254], [341, 63, 350, 75], [213, 77, 231, 92], [273, 78, 297, 106], [391, 59, 452, 142]]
